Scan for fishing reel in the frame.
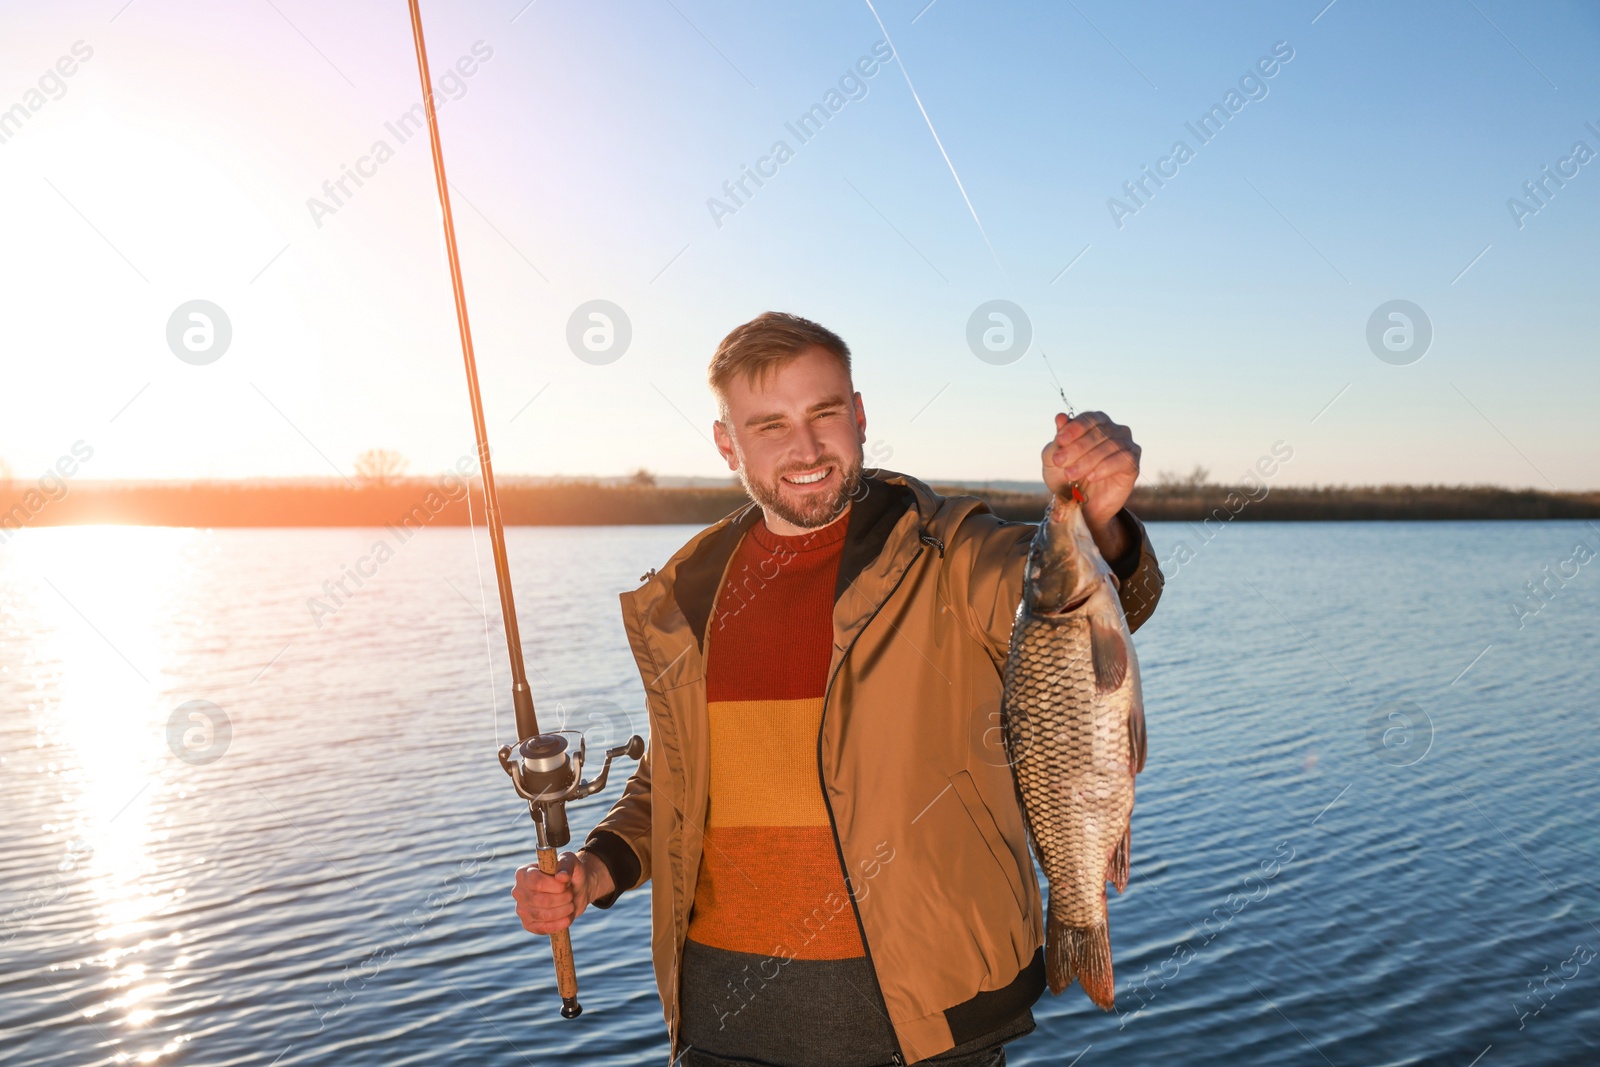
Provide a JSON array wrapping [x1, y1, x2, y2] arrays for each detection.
[[497, 730, 643, 1019], [498, 731, 644, 850]]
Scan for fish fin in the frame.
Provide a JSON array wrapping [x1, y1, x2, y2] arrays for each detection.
[[1127, 688, 1147, 775], [1108, 825, 1130, 894], [1090, 617, 1128, 694], [1046, 908, 1115, 1010]]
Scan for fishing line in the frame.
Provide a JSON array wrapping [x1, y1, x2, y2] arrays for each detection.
[[1038, 347, 1076, 418], [463, 461, 500, 748]]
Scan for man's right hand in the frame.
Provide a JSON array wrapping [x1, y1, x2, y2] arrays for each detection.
[[512, 850, 615, 935]]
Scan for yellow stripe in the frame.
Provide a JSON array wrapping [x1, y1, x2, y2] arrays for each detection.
[[705, 697, 830, 827]]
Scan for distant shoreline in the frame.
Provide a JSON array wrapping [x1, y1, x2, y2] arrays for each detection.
[[4, 479, 1598, 533]]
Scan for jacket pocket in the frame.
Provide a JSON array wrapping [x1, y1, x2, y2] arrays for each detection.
[[948, 769, 1029, 916]]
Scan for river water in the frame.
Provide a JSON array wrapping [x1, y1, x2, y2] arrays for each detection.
[[2, 521, 1597, 1066]]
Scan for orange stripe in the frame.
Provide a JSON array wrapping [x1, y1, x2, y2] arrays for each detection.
[[688, 826, 865, 959], [705, 698, 829, 827]]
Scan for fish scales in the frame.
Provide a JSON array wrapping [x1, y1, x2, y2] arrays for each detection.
[[1001, 488, 1145, 1010]]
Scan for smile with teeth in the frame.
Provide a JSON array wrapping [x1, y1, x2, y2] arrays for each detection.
[[782, 466, 832, 486]]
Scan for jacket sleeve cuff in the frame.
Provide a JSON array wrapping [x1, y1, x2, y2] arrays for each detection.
[[1106, 508, 1144, 583], [1111, 507, 1164, 632], [581, 829, 642, 910]]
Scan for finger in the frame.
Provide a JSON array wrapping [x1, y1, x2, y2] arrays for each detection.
[[1083, 440, 1140, 480], [520, 912, 575, 934], [515, 863, 568, 884], [1049, 423, 1095, 466], [512, 871, 569, 897], [1043, 413, 1078, 463], [518, 900, 576, 923], [1055, 411, 1109, 447], [1063, 437, 1129, 480], [514, 888, 578, 910], [1082, 448, 1140, 483], [1056, 417, 1125, 460], [1055, 421, 1125, 467], [1062, 417, 1129, 454], [513, 870, 574, 893], [1067, 436, 1136, 478]]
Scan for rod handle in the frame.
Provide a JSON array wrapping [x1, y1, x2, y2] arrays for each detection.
[[537, 846, 583, 1018]]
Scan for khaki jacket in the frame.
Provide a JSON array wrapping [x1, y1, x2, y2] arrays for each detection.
[[582, 471, 1163, 1064]]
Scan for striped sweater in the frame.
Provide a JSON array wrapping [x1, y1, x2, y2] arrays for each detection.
[[688, 511, 862, 959], [678, 512, 907, 1066]]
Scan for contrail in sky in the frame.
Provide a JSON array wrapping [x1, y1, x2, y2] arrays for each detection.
[[862, 0, 1006, 280]]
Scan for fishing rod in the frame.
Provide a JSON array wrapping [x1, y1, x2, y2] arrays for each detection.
[[404, 0, 642, 1021]]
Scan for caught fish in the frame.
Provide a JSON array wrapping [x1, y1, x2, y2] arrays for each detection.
[[1002, 484, 1146, 1009]]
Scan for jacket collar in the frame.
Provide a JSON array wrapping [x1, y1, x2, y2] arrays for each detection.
[[671, 499, 761, 648], [669, 471, 923, 649]]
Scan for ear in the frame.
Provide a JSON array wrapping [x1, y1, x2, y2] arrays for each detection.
[[712, 420, 739, 471], [854, 391, 867, 445]]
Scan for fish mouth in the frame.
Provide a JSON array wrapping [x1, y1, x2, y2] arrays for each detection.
[[1048, 483, 1087, 523]]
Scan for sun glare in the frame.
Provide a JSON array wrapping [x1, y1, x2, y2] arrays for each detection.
[[8, 525, 203, 1059]]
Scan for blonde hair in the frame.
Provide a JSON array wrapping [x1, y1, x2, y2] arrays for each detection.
[[708, 312, 852, 415]]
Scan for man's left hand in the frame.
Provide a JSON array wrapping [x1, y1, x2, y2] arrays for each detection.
[[1041, 411, 1141, 561]]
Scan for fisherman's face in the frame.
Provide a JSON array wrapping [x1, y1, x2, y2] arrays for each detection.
[[713, 346, 867, 534]]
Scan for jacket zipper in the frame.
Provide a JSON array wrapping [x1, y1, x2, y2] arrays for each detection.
[[661, 531, 746, 1065], [815, 544, 924, 1067]]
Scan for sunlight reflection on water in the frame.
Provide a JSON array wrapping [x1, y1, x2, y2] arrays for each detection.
[[3, 522, 1598, 1067], [10, 528, 201, 1059]]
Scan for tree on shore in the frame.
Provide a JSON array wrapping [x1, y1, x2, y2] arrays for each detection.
[[1155, 465, 1211, 492], [354, 448, 408, 485]]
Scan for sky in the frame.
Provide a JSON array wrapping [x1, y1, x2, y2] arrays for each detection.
[[1, 0, 1597, 490]]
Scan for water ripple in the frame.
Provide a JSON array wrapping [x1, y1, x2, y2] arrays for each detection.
[[2, 522, 1597, 1065]]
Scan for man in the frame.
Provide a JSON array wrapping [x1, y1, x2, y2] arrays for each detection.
[[513, 312, 1163, 1066]]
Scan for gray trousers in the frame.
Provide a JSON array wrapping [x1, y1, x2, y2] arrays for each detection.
[[683, 1047, 1005, 1067]]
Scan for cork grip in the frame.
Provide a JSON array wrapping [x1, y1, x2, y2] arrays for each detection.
[[537, 846, 583, 1017]]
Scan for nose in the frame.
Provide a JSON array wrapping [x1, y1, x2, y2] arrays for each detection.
[[790, 419, 825, 464]]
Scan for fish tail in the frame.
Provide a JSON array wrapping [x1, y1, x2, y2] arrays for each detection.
[[1046, 907, 1115, 1010]]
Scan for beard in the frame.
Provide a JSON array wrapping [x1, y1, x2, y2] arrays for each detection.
[[737, 449, 864, 531]]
